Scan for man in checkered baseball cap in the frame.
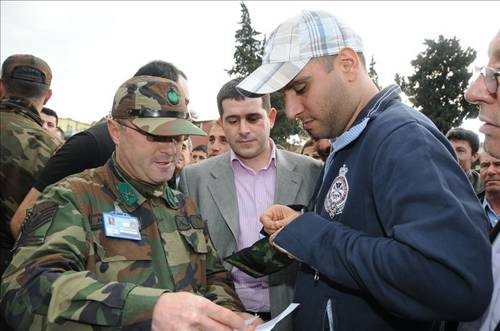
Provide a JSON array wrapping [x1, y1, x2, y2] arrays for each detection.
[[238, 10, 493, 331], [237, 10, 363, 97]]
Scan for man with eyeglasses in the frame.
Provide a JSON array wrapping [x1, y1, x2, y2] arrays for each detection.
[[459, 30, 500, 331], [0, 76, 260, 330]]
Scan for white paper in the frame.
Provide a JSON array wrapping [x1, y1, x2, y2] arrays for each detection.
[[246, 303, 299, 331]]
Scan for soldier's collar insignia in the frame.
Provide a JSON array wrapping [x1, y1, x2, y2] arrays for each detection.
[[164, 185, 179, 209], [117, 182, 138, 206], [166, 88, 179, 105]]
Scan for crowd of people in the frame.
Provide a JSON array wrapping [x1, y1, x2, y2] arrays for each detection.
[[0, 8, 499, 331]]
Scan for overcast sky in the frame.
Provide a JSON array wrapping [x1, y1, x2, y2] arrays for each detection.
[[2, 1, 499, 139]]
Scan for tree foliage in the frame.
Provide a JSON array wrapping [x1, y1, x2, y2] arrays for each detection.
[[398, 35, 477, 134], [227, 2, 262, 77], [228, 2, 303, 147], [368, 56, 381, 89]]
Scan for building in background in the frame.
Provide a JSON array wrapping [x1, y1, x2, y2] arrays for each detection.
[[57, 118, 91, 138]]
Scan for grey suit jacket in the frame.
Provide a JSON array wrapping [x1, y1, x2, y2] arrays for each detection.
[[179, 148, 321, 330]]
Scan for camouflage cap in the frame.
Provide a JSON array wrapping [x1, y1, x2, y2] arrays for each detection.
[[112, 76, 206, 137], [1, 54, 52, 86]]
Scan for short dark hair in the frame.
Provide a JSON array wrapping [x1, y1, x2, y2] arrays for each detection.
[[216, 77, 271, 118], [134, 60, 185, 81], [446, 127, 480, 154], [2, 77, 49, 99], [316, 52, 367, 73], [41, 107, 58, 124], [193, 144, 207, 153]]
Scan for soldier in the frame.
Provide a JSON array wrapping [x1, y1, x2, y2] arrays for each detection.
[[0, 54, 61, 276], [1, 76, 260, 330]]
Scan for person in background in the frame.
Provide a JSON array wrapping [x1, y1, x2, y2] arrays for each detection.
[[9, 60, 190, 239], [168, 137, 191, 189], [459, 30, 500, 331], [314, 138, 331, 162], [0, 54, 61, 331], [40, 107, 64, 143], [238, 10, 492, 330], [55, 126, 65, 141], [300, 138, 323, 163], [179, 77, 322, 330], [40, 106, 58, 134], [446, 127, 484, 194], [0, 54, 61, 276], [479, 150, 500, 230], [207, 120, 230, 157], [1, 75, 260, 330], [191, 144, 208, 164]]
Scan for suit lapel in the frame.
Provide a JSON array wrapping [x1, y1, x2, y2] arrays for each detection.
[[274, 150, 302, 204], [207, 154, 240, 240]]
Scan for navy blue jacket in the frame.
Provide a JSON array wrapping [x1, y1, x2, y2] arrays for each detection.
[[274, 87, 492, 330]]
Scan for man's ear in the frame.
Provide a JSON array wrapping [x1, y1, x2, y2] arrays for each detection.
[[43, 89, 52, 105], [107, 118, 121, 145], [0, 80, 4, 98], [268, 107, 277, 128], [471, 152, 480, 164], [337, 48, 361, 81]]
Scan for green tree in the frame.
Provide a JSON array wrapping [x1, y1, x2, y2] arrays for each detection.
[[398, 35, 477, 134], [227, 2, 262, 77], [228, 2, 303, 147], [368, 56, 381, 89]]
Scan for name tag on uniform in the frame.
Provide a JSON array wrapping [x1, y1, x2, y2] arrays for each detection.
[[102, 211, 141, 241]]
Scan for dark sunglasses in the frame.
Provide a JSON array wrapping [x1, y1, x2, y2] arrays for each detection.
[[116, 120, 184, 144]]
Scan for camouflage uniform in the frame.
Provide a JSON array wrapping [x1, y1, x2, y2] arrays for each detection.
[[0, 97, 61, 274], [1, 76, 242, 330], [1, 156, 243, 330]]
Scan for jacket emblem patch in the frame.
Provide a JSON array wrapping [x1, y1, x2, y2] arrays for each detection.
[[325, 164, 349, 218]]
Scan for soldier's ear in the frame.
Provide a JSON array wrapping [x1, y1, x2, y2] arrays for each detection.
[[107, 118, 121, 145], [42, 89, 52, 105], [0, 80, 4, 98]]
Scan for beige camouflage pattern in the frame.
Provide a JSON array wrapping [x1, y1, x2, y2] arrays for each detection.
[[0, 97, 61, 273], [112, 76, 206, 137], [1, 157, 243, 330]]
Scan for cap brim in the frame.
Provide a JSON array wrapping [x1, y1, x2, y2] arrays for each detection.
[[236, 59, 309, 97], [131, 118, 207, 136]]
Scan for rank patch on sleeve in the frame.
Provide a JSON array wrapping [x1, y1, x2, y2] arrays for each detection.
[[16, 201, 58, 248]]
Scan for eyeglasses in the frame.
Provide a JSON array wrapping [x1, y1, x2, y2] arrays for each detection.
[[116, 120, 184, 144], [476, 66, 500, 94]]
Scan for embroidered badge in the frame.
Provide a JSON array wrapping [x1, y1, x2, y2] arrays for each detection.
[[324, 164, 349, 218], [166, 88, 179, 105], [117, 182, 137, 206]]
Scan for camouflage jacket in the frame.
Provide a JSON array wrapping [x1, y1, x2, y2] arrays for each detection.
[[0, 97, 61, 250], [1, 157, 244, 330]]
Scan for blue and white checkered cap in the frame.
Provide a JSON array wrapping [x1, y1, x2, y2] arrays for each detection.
[[237, 10, 364, 96]]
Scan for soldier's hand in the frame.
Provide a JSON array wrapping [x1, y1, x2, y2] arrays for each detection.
[[152, 292, 246, 331], [260, 204, 300, 235]]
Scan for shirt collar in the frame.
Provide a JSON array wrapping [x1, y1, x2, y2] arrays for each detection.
[[230, 138, 277, 172], [483, 198, 500, 217], [329, 85, 402, 156]]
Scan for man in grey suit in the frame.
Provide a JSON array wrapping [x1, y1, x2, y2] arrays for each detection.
[[179, 77, 321, 330]]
